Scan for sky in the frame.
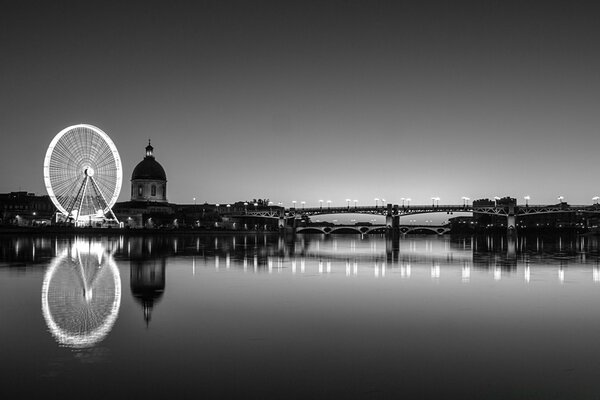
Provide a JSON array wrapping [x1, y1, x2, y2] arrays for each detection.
[[1, 0, 600, 207]]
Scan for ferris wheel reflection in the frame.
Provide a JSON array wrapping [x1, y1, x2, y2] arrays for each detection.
[[41, 239, 121, 348]]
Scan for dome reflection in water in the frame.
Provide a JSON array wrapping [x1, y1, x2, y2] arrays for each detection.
[[41, 239, 121, 348]]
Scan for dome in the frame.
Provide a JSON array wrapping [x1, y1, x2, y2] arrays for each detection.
[[131, 158, 167, 181], [131, 141, 167, 181]]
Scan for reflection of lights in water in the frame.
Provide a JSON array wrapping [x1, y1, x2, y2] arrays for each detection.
[[524, 265, 531, 283], [494, 266, 501, 281], [318, 260, 323, 274], [374, 262, 379, 278], [401, 263, 411, 278], [41, 240, 121, 348], [345, 260, 350, 276], [174, 239, 178, 253], [381, 262, 386, 277], [353, 261, 358, 276], [278, 257, 283, 271], [326, 261, 331, 274], [215, 256, 219, 270], [301, 258, 306, 274], [431, 264, 440, 279], [214, 237, 218, 249], [268, 257, 273, 273], [558, 266, 565, 284], [192, 256, 196, 276], [593, 266, 600, 282], [254, 255, 258, 272], [292, 259, 296, 274], [243, 257, 248, 272], [226, 255, 230, 269], [462, 265, 470, 283]]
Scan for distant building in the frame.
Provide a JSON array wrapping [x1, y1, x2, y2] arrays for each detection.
[[0, 191, 54, 226], [114, 141, 173, 227], [130, 140, 168, 203]]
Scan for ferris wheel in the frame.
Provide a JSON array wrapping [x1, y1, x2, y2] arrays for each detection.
[[43, 124, 122, 224], [41, 239, 121, 348]]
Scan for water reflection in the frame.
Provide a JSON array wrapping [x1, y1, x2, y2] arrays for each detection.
[[130, 258, 166, 326], [41, 238, 121, 348]]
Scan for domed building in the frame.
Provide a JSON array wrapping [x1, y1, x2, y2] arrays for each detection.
[[131, 141, 167, 202]]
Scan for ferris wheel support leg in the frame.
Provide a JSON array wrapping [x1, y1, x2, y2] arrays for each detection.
[[76, 177, 90, 225], [89, 176, 120, 224], [65, 177, 88, 223]]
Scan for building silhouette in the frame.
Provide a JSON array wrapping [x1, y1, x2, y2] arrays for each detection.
[[131, 140, 168, 203]]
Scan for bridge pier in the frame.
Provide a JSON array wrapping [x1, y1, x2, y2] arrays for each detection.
[[386, 204, 400, 236], [506, 202, 517, 234]]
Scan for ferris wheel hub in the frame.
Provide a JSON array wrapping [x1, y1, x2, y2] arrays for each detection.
[[85, 167, 95, 177]]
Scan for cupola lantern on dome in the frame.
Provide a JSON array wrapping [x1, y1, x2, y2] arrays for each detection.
[[145, 140, 154, 158], [130, 140, 167, 203]]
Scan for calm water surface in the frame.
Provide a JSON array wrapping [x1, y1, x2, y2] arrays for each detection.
[[2, 233, 600, 399]]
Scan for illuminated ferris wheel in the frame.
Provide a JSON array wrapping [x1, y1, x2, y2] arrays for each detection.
[[43, 124, 122, 224]]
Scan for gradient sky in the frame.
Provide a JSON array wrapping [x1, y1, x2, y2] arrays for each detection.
[[2, 1, 600, 206]]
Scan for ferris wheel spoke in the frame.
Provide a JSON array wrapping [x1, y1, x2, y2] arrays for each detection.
[[93, 174, 116, 196], [58, 177, 83, 215]]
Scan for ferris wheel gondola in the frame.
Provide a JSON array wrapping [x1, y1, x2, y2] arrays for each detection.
[[43, 124, 122, 225]]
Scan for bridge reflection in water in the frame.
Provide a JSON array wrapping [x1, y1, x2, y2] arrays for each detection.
[[103, 233, 600, 285]]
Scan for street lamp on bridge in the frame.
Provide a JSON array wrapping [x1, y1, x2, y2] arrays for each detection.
[[558, 196, 564, 204], [593, 196, 599, 205], [461, 197, 470, 207], [354, 199, 358, 209], [401, 198, 405, 207], [406, 198, 411, 207], [374, 198, 379, 208], [524, 196, 530, 207], [319, 199, 324, 210], [327, 200, 332, 210], [432, 197, 440, 207], [346, 198, 351, 209], [494, 196, 500, 206], [292, 200, 297, 209], [301, 201, 306, 210]]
